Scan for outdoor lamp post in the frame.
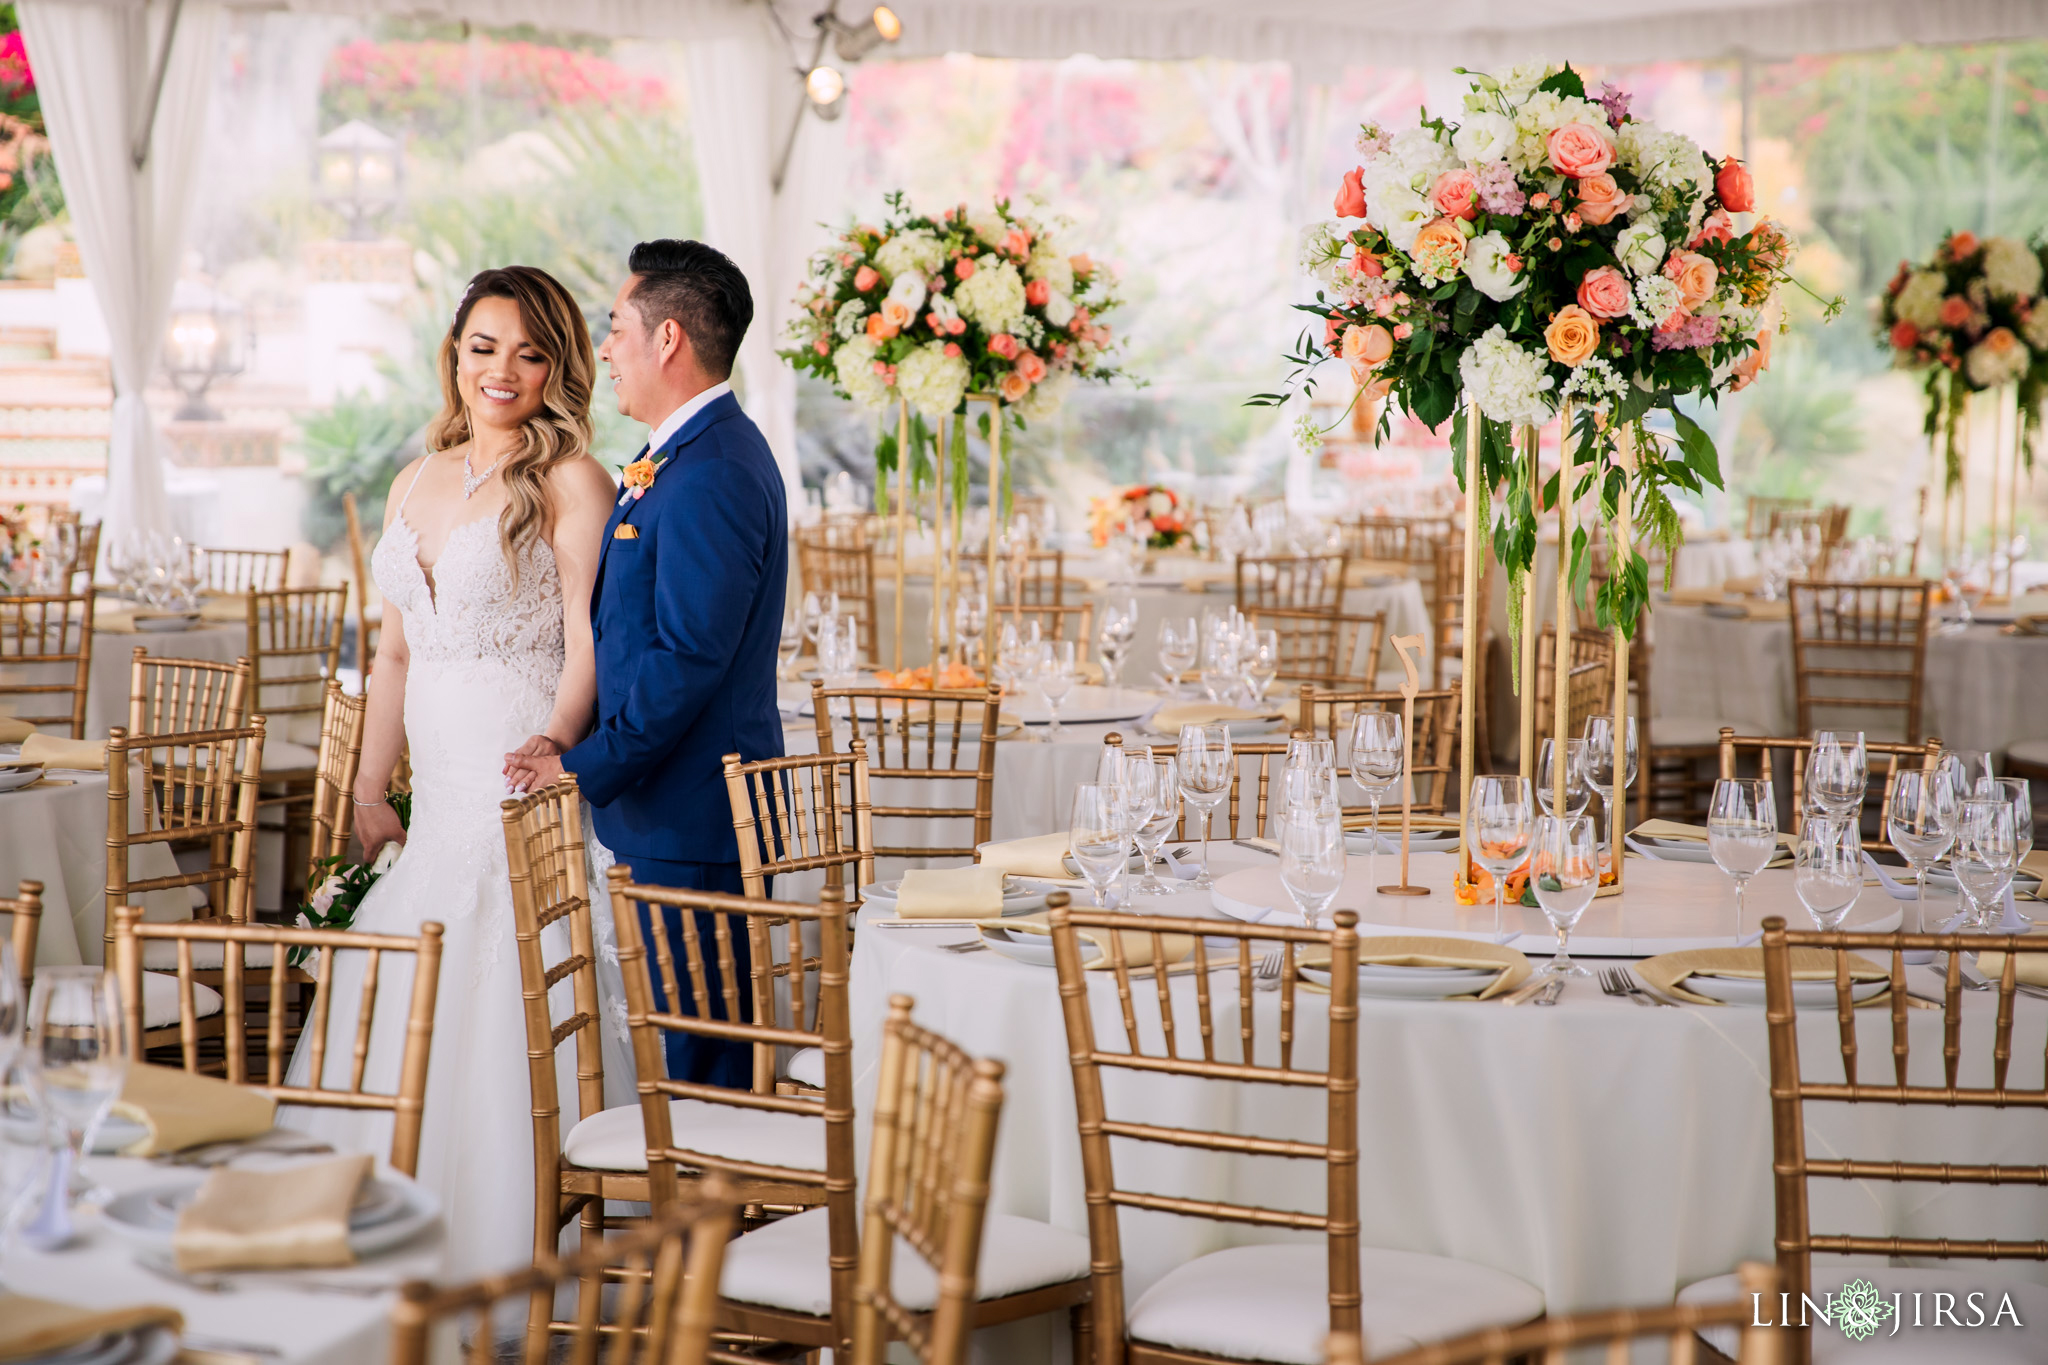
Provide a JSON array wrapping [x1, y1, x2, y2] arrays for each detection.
[[314, 119, 402, 241], [164, 279, 245, 422]]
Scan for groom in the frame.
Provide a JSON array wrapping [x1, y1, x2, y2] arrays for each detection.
[[506, 239, 787, 1089]]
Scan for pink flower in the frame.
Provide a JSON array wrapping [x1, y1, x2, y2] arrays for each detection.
[[1577, 266, 1631, 319], [998, 371, 1031, 402], [1025, 279, 1051, 307], [1563, 212, 1583, 233], [1373, 296, 1395, 317], [1662, 249, 1719, 309], [1430, 168, 1479, 221], [1015, 351, 1048, 384], [1546, 122, 1615, 178], [1324, 315, 1343, 349], [1505, 253, 1524, 273], [1948, 231, 1980, 260], [1341, 323, 1394, 368], [854, 265, 880, 292], [989, 333, 1020, 359], [1347, 250, 1384, 278], [1333, 167, 1367, 219], [1690, 210, 1735, 248], [1890, 319, 1920, 351], [947, 317, 966, 336], [837, 253, 854, 268], [813, 336, 830, 356], [1729, 326, 1773, 391], [1714, 157, 1755, 213], [1574, 173, 1626, 226], [944, 342, 962, 358], [1939, 295, 1972, 329], [1001, 229, 1032, 260], [1531, 192, 1551, 210], [1070, 253, 1094, 277], [1392, 322, 1413, 340], [954, 258, 976, 281]]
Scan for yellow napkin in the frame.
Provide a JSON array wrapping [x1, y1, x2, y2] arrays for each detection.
[[1636, 946, 1889, 1007], [976, 832, 1073, 879], [18, 733, 106, 771], [1345, 813, 1462, 833], [1663, 586, 1735, 606], [1973, 931, 2048, 989], [173, 1152, 374, 1272], [895, 866, 1006, 920], [997, 911, 1194, 969], [111, 1063, 277, 1157], [1346, 559, 1412, 583], [199, 594, 248, 623], [1298, 936, 1532, 1000], [93, 609, 138, 634], [0, 716, 34, 744], [1740, 598, 1790, 621], [1723, 575, 1763, 596], [0, 1295, 182, 1363], [1151, 701, 1283, 732]]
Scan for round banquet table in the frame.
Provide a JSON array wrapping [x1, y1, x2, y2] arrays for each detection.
[[845, 848, 2048, 1359], [0, 613, 247, 740]]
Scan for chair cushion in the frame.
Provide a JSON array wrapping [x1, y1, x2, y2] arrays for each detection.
[[142, 939, 275, 971], [560, 1098, 824, 1175], [1127, 1244, 1544, 1365], [718, 1205, 1090, 1316], [784, 1046, 825, 1089], [1681, 1267, 2048, 1362], [140, 971, 224, 1030], [2004, 739, 2048, 769]]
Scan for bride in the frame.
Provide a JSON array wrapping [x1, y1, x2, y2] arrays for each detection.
[[284, 264, 630, 1283]]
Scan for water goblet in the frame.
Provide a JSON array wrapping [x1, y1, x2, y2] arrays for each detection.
[[1132, 754, 1183, 894], [1158, 618, 1197, 695], [1975, 777, 2033, 926], [1804, 731, 1867, 822], [1530, 815, 1598, 976], [1038, 640, 1077, 736], [1953, 798, 2017, 930], [1581, 716, 1637, 866], [1467, 775, 1533, 939], [1536, 739, 1591, 818], [1244, 628, 1280, 705], [1794, 818, 1863, 931], [1279, 806, 1345, 928], [1346, 711, 1402, 889], [1176, 723, 1233, 888], [1888, 769, 1959, 949], [1939, 749, 1993, 806], [1069, 784, 1131, 909], [1097, 594, 1138, 696], [954, 592, 987, 673], [23, 968, 126, 1213], [1709, 778, 1778, 942]]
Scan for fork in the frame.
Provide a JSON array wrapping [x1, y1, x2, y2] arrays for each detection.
[[1252, 950, 1284, 991], [1600, 966, 1674, 1007]]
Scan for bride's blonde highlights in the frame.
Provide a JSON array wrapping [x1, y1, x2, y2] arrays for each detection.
[[427, 266, 596, 579]]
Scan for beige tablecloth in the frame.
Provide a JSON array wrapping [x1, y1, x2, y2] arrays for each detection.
[[0, 619, 246, 740]]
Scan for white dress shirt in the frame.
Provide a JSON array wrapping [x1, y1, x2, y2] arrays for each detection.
[[644, 380, 732, 461]]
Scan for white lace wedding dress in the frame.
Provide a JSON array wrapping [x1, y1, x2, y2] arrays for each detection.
[[282, 480, 636, 1284]]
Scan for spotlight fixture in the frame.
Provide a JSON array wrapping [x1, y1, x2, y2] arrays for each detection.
[[828, 5, 902, 62], [805, 64, 847, 113]]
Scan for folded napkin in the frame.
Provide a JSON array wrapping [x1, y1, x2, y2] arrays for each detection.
[[1631, 818, 1795, 852], [199, 594, 248, 623], [18, 732, 107, 771], [112, 1063, 277, 1157], [1722, 575, 1763, 596], [1740, 598, 1791, 621], [1663, 586, 1735, 606], [1345, 813, 1462, 833], [0, 1295, 182, 1363], [998, 911, 1194, 969], [1636, 946, 1889, 1007], [2010, 614, 2048, 637], [1151, 701, 1283, 732], [0, 716, 34, 744], [173, 1152, 375, 1272], [895, 865, 1006, 920], [1346, 559, 1411, 583], [2021, 850, 2048, 883], [1297, 936, 1531, 1000], [1973, 931, 2048, 988], [977, 832, 1075, 879]]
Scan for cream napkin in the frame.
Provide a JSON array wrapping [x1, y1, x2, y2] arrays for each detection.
[[1345, 813, 1462, 833], [894, 865, 1006, 920], [1297, 936, 1531, 1000], [1345, 559, 1412, 583], [1722, 575, 1763, 596], [1631, 818, 1794, 856], [1663, 586, 1735, 606], [1740, 599, 1791, 621], [173, 1152, 375, 1272], [199, 594, 249, 623], [2021, 850, 2048, 883], [18, 733, 107, 771], [1151, 701, 1283, 732], [0, 716, 34, 744], [976, 832, 1075, 879], [93, 609, 139, 634], [1636, 946, 1889, 1006], [0, 1295, 182, 1362], [112, 1063, 277, 1157], [1973, 931, 2048, 988], [997, 911, 1194, 969]]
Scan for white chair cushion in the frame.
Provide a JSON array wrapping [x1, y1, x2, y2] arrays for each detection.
[[140, 971, 224, 1030], [1127, 1244, 1544, 1365], [784, 1046, 825, 1089], [718, 1205, 1089, 1316], [1681, 1267, 2048, 1362], [142, 939, 276, 971], [1652, 717, 1760, 749], [560, 1098, 824, 1174], [2004, 739, 2048, 768], [260, 739, 320, 774]]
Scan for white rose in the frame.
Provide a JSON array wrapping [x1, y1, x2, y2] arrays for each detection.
[[1298, 221, 1347, 283], [1452, 111, 1515, 165], [1499, 61, 1552, 100], [1042, 288, 1075, 328], [885, 270, 926, 317], [370, 842, 402, 874], [1893, 271, 1948, 330], [1461, 230, 1528, 302], [1615, 222, 1667, 278]]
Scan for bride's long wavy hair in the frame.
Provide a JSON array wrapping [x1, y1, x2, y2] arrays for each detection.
[[426, 266, 596, 580]]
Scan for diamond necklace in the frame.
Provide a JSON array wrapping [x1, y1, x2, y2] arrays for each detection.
[[462, 449, 505, 499]]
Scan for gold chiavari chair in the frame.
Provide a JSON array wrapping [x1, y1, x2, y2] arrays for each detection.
[[1786, 580, 1932, 744], [1169, 741, 1287, 842], [1295, 683, 1464, 815], [342, 490, 377, 675], [1766, 504, 1851, 550], [128, 646, 251, 735], [246, 584, 348, 763], [388, 1181, 738, 1365], [1338, 515, 1412, 563], [3, 880, 40, 994], [798, 526, 879, 665], [1236, 553, 1348, 615], [1677, 916, 2048, 1365], [198, 546, 288, 595], [307, 681, 369, 871], [1244, 608, 1385, 688], [1716, 730, 1941, 852], [811, 683, 998, 861], [723, 747, 876, 905], [992, 601, 1094, 659], [1532, 626, 1612, 747], [1363, 1263, 1783, 1365], [0, 591, 93, 738], [1001, 548, 1067, 606], [1049, 901, 1545, 1362], [1745, 496, 1809, 540], [110, 905, 443, 1174], [849, 995, 1092, 1365]]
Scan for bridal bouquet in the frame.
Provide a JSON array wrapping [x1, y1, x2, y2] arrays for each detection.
[[1089, 484, 1191, 550], [1878, 230, 2048, 481], [1258, 63, 1833, 640], [781, 194, 1124, 507], [292, 791, 411, 964]]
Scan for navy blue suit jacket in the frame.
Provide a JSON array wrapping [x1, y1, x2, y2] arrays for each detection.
[[564, 391, 787, 865]]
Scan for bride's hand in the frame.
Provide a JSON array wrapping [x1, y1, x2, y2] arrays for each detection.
[[356, 798, 407, 863], [503, 733, 561, 781]]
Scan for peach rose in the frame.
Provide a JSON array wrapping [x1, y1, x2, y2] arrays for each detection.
[[1334, 166, 1367, 219], [953, 258, 976, 280], [622, 457, 657, 491], [989, 333, 1020, 359], [864, 311, 899, 341], [1430, 168, 1479, 221], [1001, 229, 1032, 260], [1025, 279, 1051, 307], [1324, 315, 1343, 349], [998, 371, 1031, 402], [1690, 209, 1735, 248], [1411, 217, 1468, 278], [1662, 250, 1719, 309], [944, 342, 962, 358], [1544, 304, 1601, 367], [1949, 231, 1980, 260], [1714, 157, 1754, 213], [1890, 319, 1920, 351], [1347, 249, 1384, 278], [1546, 122, 1614, 178], [1577, 266, 1631, 319], [1341, 323, 1394, 369], [1939, 295, 1972, 329], [879, 298, 914, 331], [1070, 253, 1094, 278], [1730, 326, 1774, 392], [854, 265, 880, 292], [813, 336, 830, 356], [1573, 173, 1626, 226], [1015, 350, 1048, 384]]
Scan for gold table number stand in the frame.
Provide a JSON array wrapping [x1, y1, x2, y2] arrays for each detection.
[[1380, 632, 1429, 897]]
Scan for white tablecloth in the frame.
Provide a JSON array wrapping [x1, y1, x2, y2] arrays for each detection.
[[0, 620, 247, 741], [1484, 534, 1756, 642]]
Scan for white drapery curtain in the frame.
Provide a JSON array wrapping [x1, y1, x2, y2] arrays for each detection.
[[686, 25, 847, 519], [19, 0, 222, 549]]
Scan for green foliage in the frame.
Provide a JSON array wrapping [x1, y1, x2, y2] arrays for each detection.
[[298, 377, 436, 549], [291, 791, 411, 965]]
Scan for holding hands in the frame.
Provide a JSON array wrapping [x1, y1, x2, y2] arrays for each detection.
[[504, 734, 566, 794]]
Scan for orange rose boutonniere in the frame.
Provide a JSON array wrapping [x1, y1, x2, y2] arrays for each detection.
[[620, 456, 661, 503]]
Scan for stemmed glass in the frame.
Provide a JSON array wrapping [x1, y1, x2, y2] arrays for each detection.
[[1279, 806, 1345, 928], [1038, 640, 1077, 736], [1176, 724, 1233, 888], [1805, 731, 1867, 821], [777, 612, 804, 680], [1281, 736, 1338, 819], [23, 968, 127, 1213], [1888, 769, 1959, 941], [1536, 739, 1591, 817], [1158, 618, 1196, 695], [1097, 594, 1138, 697], [1794, 818, 1863, 931], [1132, 754, 1183, 894], [1347, 712, 1403, 890], [1976, 777, 2033, 926], [1069, 785, 1131, 909], [800, 592, 837, 663], [954, 591, 987, 674], [1530, 815, 1598, 976], [1244, 628, 1280, 706], [1468, 775, 1533, 939], [1940, 750, 1993, 806], [1709, 778, 1778, 942], [1953, 798, 2017, 930], [1581, 716, 1637, 868]]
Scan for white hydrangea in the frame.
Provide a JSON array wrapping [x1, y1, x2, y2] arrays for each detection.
[[2022, 306, 2048, 353], [1982, 236, 2043, 301], [1298, 222, 1348, 284], [1458, 326, 1556, 427], [953, 255, 1027, 334], [1024, 246, 1075, 297], [967, 212, 1008, 247], [1452, 111, 1515, 165], [1462, 230, 1527, 302], [1499, 61, 1553, 100], [1614, 222, 1667, 278], [1013, 370, 1073, 423], [1630, 274, 1684, 330], [1893, 271, 1949, 330], [832, 335, 891, 410], [875, 230, 945, 283], [1015, 314, 1047, 348], [1042, 288, 1076, 328], [1617, 122, 1708, 196], [1966, 334, 2031, 388], [834, 298, 869, 339], [896, 340, 970, 419]]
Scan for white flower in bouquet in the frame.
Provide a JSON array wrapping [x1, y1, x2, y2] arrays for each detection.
[[1041, 288, 1076, 328], [968, 211, 1008, 247], [834, 298, 869, 339], [1462, 230, 1528, 302], [833, 335, 892, 409], [1024, 246, 1075, 297], [370, 841, 402, 874], [1893, 271, 1948, 330], [1966, 329, 2031, 388], [1630, 274, 1684, 330], [876, 229, 945, 282], [1299, 222, 1347, 283], [2022, 305, 2048, 354], [1370, 183, 1435, 253], [1982, 236, 2043, 301], [1614, 222, 1666, 278], [1458, 325, 1556, 427], [897, 340, 971, 419], [1016, 315, 1047, 347], [310, 874, 345, 914], [1499, 60, 1552, 99], [1452, 111, 1515, 165], [1014, 370, 1073, 423], [954, 255, 1027, 333], [928, 291, 963, 332], [884, 270, 927, 317], [1386, 126, 1456, 185]]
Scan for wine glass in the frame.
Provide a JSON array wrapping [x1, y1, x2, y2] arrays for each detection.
[[1279, 806, 1345, 928], [23, 968, 126, 1211], [1347, 711, 1403, 892], [1581, 716, 1637, 868], [1536, 739, 1591, 818], [1467, 775, 1533, 939], [1158, 618, 1197, 695], [1709, 778, 1778, 943], [1976, 777, 2033, 927], [1530, 815, 1598, 976], [799, 592, 827, 658], [1805, 731, 1868, 822], [1132, 753, 1182, 894], [1070, 784, 1131, 909], [1244, 628, 1280, 705], [1281, 736, 1338, 819], [172, 544, 206, 610], [1097, 594, 1138, 697], [1888, 768, 1959, 942], [1794, 818, 1863, 931], [1038, 640, 1077, 736], [991, 620, 1024, 696], [1953, 798, 2017, 930], [954, 591, 987, 674], [1939, 750, 1993, 806], [1176, 723, 1233, 888], [777, 611, 804, 680]]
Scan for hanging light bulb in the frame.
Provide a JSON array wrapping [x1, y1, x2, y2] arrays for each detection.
[[805, 64, 846, 106], [831, 4, 904, 61], [872, 6, 902, 42]]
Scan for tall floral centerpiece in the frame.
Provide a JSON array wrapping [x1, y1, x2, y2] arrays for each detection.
[[1877, 231, 2048, 577], [1258, 62, 1831, 894], [782, 194, 1124, 669]]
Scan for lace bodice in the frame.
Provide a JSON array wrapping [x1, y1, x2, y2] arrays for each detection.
[[372, 513, 565, 693]]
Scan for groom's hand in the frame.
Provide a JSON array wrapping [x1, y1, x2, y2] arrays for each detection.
[[505, 734, 565, 794]]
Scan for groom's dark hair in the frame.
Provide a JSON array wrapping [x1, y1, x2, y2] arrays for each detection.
[[626, 239, 753, 380]]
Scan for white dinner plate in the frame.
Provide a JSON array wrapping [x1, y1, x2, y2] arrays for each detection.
[[1923, 866, 2042, 897], [1680, 972, 1887, 1009], [30, 1326, 180, 1365], [976, 925, 1099, 967], [103, 1174, 439, 1259], [1345, 829, 1460, 855], [0, 1106, 147, 1154], [146, 1174, 410, 1230], [0, 764, 42, 793], [1006, 685, 1159, 726], [1300, 962, 1500, 1000], [1635, 836, 1793, 868], [860, 877, 1053, 914]]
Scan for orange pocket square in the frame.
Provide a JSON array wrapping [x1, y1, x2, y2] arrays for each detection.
[[613, 525, 640, 540]]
